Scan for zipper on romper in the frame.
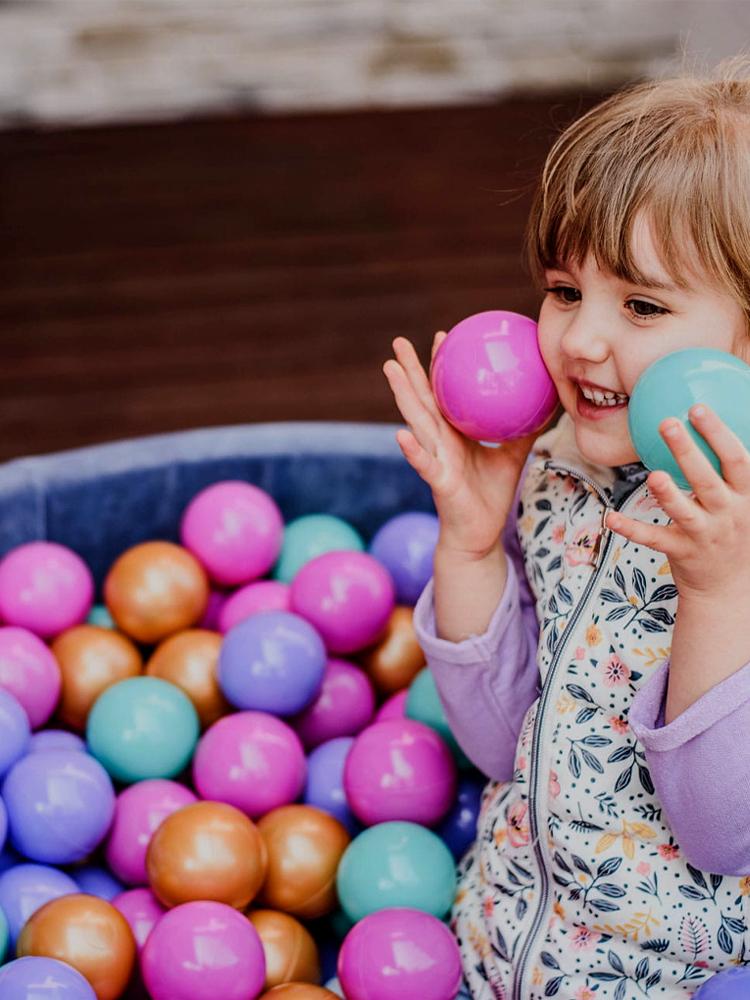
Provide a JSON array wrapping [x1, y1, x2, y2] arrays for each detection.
[[511, 462, 649, 1000]]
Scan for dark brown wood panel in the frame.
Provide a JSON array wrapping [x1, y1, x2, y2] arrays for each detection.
[[0, 95, 603, 462]]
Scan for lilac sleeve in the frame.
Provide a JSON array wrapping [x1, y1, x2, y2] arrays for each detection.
[[629, 660, 750, 875], [412, 465, 541, 780]]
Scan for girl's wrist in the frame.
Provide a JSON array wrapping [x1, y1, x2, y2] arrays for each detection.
[[434, 535, 504, 566]]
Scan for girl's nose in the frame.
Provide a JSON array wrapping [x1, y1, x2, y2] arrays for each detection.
[[559, 310, 611, 363]]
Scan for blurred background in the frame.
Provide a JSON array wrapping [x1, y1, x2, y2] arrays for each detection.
[[1, 0, 747, 462]]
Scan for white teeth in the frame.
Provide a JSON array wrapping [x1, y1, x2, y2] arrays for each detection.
[[579, 385, 628, 406]]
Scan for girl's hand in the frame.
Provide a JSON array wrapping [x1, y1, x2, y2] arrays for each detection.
[[383, 333, 543, 559], [605, 405, 750, 600]]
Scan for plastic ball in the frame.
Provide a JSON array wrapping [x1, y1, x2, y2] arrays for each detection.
[[262, 987, 339, 999], [0, 541, 94, 639], [0, 626, 62, 728], [112, 887, 165, 951], [694, 967, 750, 997], [105, 778, 198, 886], [336, 821, 457, 923], [0, 956, 97, 999], [73, 865, 124, 902], [303, 737, 358, 834], [28, 729, 86, 754], [323, 979, 345, 999], [87, 604, 115, 629], [628, 348, 750, 491], [273, 514, 364, 584], [3, 750, 115, 864], [219, 580, 291, 633], [369, 512, 439, 605], [0, 797, 6, 853], [181, 481, 284, 586], [218, 611, 326, 715], [0, 686, 30, 780], [344, 719, 456, 827], [359, 607, 424, 696], [146, 629, 229, 729], [373, 688, 408, 722], [293, 658, 375, 749], [431, 310, 558, 443], [434, 772, 485, 860], [290, 551, 395, 654], [147, 800, 267, 910], [17, 893, 137, 1000], [406, 666, 470, 767], [247, 910, 320, 991], [199, 589, 228, 630], [0, 863, 79, 947], [86, 676, 200, 783], [257, 805, 350, 919], [141, 900, 266, 1000], [103, 541, 209, 644], [193, 711, 306, 818], [51, 625, 142, 732]]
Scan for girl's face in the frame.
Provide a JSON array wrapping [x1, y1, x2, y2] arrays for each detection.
[[537, 216, 750, 468]]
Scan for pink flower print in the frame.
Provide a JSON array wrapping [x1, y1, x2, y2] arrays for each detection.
[[575, 646, 585, 661], [658, 842, 680, 860], [517, 755, 527, 771], [570, 925, 601, 950], [548, 770, 560, 798], [575, 988, 597, 1000], [634, 490, 662, 513], [483, 896, 495, 918], [609, 714, 629, 734], [637, 861, 651, 875], [551, 523, 566, 544], [565, 523, 600, 567], [602, 653, 631, 687], [507, 801, 530, 847]]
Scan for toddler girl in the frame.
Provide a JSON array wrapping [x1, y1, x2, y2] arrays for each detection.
[[384, 67, 750, 999]]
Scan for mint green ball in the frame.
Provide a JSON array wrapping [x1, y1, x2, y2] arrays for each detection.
[[0, 905, 7, 964], [86, 676, 199, 784], [272, 514, 364, 583], [406, 667, 471, 768], [87, 604, 115, 629], [336, 821, 457, 923]]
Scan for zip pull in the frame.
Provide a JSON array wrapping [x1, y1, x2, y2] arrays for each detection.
[[592, 504, 612, 566]]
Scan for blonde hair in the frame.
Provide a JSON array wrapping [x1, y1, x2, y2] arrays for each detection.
[[526, 61, 750, 322]]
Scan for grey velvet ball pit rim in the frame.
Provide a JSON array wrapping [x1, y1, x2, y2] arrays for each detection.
[[0, 422, 435, 588]]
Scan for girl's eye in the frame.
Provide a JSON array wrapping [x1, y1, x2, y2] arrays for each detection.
[[625, 298, 668, 318], [543, 286, 581, 304]]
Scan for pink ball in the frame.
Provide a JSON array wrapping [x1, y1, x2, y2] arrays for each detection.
[[192, 711, 306, 819], [374, 689, 408, 723], [338, 908, 462, 1000], [180, 481, 284, 587], [218, 580, 291, 633], [0, 542, 94, 639], [0, 626, 62, 728], [293, 658, 375, 749], [141, 900, 266, 1000], [290, 551, 395, 654], [199, 590, 229, 630], [344, 719, 456, 826], [431, 310, 559, 442], [105, 779, 198, 885], [112, 887, 165, 951]]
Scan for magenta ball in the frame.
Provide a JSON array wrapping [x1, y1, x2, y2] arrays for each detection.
[[338, 908, 462, 1000], [180, 481, 284, 587], [290, 551, 395, 654], [192, 711, 306, 819], [344, 719, 456, 826], [113, 887, 166, 951], [141, 900, 266, 1000], [0, 541, 94, 639], [374, 689, 408, 723], [431, 310, 558, 442], [105, 779, 198, 885], [199, 590, 229, 630], [218, 580, 291, 633], [293, 658, 376, 749], [0, 626, 62, 728]]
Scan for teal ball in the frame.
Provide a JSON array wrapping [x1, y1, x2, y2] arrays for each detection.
[[272, 514, 364, 583], [406, 667, 471, 768]]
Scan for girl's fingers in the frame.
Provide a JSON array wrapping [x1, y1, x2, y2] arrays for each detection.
[[644, 470, 705, 538], [383, 358, 440, 451], [430, 330, 448, 364], [604, 510, 676, 556], [392, 337, 442, 421], [395, 428, 440, 484], [659, 417, 731, 514], [687, 405, 750, 494]]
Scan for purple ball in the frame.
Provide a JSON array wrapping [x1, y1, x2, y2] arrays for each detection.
[[28, 730, 86, 755], [293, 658, 375, 749], [434, 772, 485, 860], [0, 687, 30, 781], [369, 512, 439, 606], [0, 863, 79, 946], [304, 737, 358, 834], [0, 957, 97, 999], [431, 310, 558, 442], [695, 968, 750, 998], [344, 719, 456, 827], [338, 908, 462, 1000], [0, 541, 94, 639], [141, 900, 266, 1000], [72, 864, 124, 901], [290, 551, 395, 654], [2, 750, 115, 864], [113, 887, 165, 951], [193, 711, 306, 819], [218, 610, 326, 715]]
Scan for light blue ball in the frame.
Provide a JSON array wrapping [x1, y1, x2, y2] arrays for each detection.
[[406, 667, 471, 768], [86, 604, 115, 629], [336, 820, 457, 923], [272, 514, 364, 583], [0, 903, 7, 964], [86, 676, 199, 783], [628, 349, 750, 491]]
